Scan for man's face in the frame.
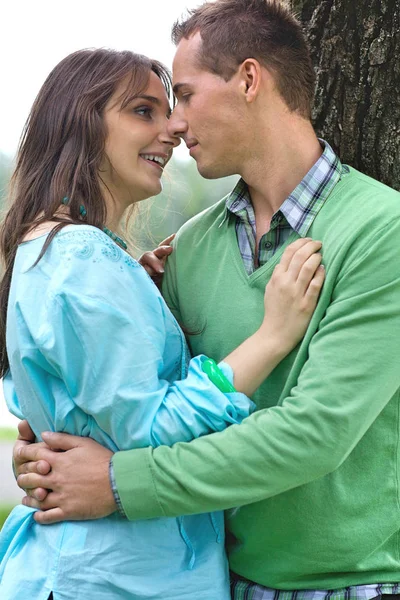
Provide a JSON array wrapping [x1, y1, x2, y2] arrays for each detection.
[[168, 32, 244, 179]]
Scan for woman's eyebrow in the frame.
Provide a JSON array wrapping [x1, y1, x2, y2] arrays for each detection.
[[132, 94, 161, 104]]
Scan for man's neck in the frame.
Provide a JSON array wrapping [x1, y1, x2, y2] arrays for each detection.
[[241, 121, 322, 222]]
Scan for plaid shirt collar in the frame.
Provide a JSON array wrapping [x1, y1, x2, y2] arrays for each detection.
[[224, 139, 344, 236]]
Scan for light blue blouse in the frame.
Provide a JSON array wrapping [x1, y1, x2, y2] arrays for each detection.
[[0, 226, 253, 600]]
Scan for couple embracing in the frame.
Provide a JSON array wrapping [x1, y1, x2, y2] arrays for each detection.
[[1, 1, 400, 599]]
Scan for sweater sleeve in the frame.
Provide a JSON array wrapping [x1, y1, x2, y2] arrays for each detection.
[[113, 219, 400, 519], [39, 242, 253, 452]]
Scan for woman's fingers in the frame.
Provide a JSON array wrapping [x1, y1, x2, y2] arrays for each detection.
[[17, 472, 49, 490], [296, 252, 323, 296], [34, 507, 65, 525], [158, 233, 175, 246], [23, 493, 69, 524], [23, 491, 58, 511], [286, 240, 322, 281], [153, 246, 173, 260], [278, 238, 313, 271], [304, 265, 325, 303], [14, 441, 52, 477], [138, 235, 175, 276], [16, 459, 51, 476], [26, 487, 49, 502], [139, 251, 165, 275], [17, 419, 35, 442]]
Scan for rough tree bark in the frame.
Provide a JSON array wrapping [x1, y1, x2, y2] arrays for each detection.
[[290, 0, 400, 190]]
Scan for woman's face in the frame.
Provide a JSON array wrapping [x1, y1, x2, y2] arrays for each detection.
[[101, 71, 179, 208]]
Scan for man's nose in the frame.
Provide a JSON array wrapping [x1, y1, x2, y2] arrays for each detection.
[[167, 108, 188, 139]]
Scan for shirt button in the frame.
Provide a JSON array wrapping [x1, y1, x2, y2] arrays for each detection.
[[265, 241, 273, 249]]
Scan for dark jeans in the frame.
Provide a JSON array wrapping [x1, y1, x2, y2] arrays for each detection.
[[371, 596, 400, 599]]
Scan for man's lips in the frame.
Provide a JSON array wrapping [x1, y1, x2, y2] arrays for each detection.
[[186, 142, 199, 156]]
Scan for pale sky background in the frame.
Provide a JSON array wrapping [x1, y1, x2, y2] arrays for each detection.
[[0, 0, 203, 159], [0, 0, 203, 429]]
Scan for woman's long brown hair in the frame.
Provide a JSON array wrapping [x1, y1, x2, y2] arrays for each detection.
[[0, 48, 172, 377]]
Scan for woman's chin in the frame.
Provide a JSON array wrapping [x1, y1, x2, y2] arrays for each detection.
[[143, 180, 163, 200]]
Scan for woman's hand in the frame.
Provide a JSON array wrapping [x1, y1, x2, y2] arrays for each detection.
[[139, 234, 175, 288], [262, 238, 324, 353], [223, 238, 324, 397], [13, 421, 51, 502]]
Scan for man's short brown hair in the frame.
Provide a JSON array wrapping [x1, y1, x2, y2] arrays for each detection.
[[172, 0, 315, 119]]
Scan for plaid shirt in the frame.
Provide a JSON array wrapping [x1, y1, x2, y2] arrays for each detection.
[[231, 578, 400, 600], [226, 140, 345, 275], [229, 140, 399, 598]]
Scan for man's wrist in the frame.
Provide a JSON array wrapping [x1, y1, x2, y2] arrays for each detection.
[[108, 458, 127, 518], [112, 447, 162, 521]]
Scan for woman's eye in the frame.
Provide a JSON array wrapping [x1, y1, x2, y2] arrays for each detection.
[[181, 94, 192, 103], [135, 106, 152, 118]]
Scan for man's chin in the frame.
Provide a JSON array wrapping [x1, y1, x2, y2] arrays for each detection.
[[195, 161, 231, 180]]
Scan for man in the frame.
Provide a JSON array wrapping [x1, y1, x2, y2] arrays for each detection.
[[14, 1, 400, 598]]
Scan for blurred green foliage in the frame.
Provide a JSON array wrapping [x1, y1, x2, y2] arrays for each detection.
[[0, 153, 12, 207], [0, 505, 14, 529], [131, 155, 238, 252], [0, 427, 18, 442]]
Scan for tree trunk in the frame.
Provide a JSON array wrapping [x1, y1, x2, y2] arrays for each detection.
[[290, 0, 400, 190]]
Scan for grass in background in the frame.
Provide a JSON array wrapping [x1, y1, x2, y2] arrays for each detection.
[[0, 428, 19, 528], [0, 504, 15, 529], [0, 427, 17, 442]]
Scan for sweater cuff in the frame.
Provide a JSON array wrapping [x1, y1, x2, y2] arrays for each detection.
[[112, 447, 164, 521], [108, 459, 127, 518]]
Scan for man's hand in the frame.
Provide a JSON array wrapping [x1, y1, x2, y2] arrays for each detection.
[[16, 431, 116, 524], [139, 234, 175, 288]]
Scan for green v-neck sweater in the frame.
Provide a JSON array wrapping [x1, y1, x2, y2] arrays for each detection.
[[113, 167, 400, 589]]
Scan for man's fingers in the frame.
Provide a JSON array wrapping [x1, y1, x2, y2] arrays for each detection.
[[17, 419, 36, 442], [16, 441, 52, 464], [34, 508, 65, 525], [41, 431, 86, 451], [17, 472, 50, 490]]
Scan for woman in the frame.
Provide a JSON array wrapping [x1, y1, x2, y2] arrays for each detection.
[[0, 49, 324, 599]]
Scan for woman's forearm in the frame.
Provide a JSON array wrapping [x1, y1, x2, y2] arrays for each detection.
[[223, 330, 287, 397]]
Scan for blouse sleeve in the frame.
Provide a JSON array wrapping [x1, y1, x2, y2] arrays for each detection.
[[38, 241, 254, 451]]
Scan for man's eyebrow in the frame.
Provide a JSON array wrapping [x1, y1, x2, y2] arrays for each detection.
[[172, 83, 187, 96]]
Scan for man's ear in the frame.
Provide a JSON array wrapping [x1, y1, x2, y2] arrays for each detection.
[[238, 59, 262, 103]]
